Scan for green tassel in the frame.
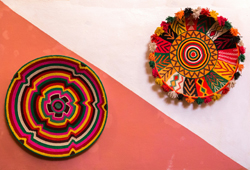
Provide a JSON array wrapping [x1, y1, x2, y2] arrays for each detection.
[[149, 61, 155, 68], [166, 16, 175, 23], [238, 54, 245, 62], [196, 97, 204, 105], [224, 21, 232, 29]]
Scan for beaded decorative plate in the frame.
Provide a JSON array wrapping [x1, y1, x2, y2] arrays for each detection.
[[148, 7, 246, 104], [5, 56, 108, 158]]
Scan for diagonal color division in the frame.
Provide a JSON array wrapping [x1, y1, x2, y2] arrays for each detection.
[[0, 2, 246, 170]]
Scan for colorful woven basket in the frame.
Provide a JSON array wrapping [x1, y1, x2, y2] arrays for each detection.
[[148, 7, 245, 104], [5, 56, 108, 158]]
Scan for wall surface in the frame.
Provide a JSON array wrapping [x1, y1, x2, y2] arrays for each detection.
[[0, 0, 249, 169]]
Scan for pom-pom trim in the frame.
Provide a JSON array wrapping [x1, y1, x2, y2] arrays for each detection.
[[148, 7, 245, 104]]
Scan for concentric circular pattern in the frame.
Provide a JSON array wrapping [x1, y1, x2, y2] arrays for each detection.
[[149, 8, 246, 103], [170, 31, 218, 78], [5, 56, 108, 158]]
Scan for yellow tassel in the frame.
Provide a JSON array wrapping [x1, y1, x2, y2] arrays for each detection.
[[209, 10, 219, 21], [155, 78, 163, 86], [212, 93, 221, 101], [155, 27, 164, 36], [186, 96, 195, 103], [149, 53, 155, 61]]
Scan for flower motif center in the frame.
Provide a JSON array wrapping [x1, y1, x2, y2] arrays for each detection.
[[47, 94, 69, 118]]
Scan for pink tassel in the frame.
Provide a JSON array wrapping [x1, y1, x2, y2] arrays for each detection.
[[150, 34, 158, 43], [222, 87, 230, 94], [217, 16, 227, 26], [160, 21, 170, 32], [152, 68, 158, 78], [239, 46, 246, 54], [162, 84, 170, 92], [204, 97, 212, 103]]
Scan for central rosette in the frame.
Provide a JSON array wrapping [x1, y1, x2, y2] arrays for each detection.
[[170, 31, 218, 79]]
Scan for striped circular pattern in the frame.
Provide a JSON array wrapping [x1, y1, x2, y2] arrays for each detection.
[[170, 31, 218, 78], [178, 37, 209, 71], [5, 56, 108, 158]]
